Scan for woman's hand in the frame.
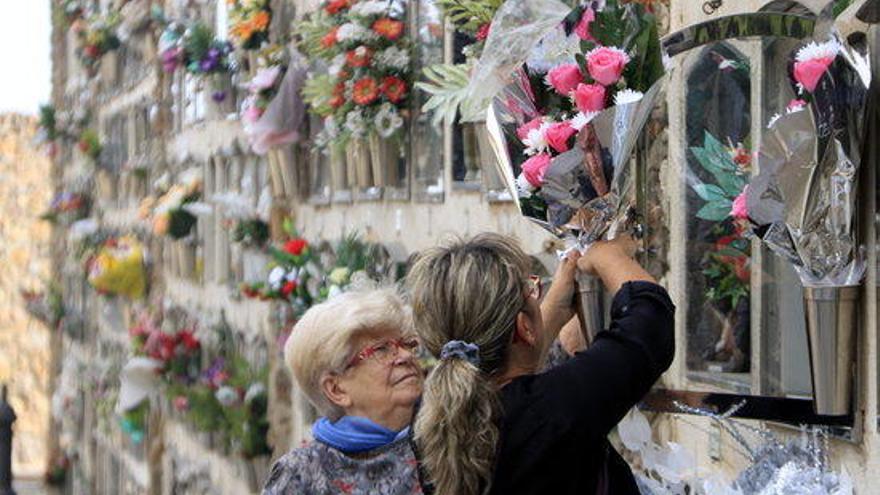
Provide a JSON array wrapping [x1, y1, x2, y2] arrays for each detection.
[[576, 236, 638, 275], [577, 235, 654, 294]]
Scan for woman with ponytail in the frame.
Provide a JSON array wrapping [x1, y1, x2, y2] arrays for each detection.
[[406, 233, 675, 495]]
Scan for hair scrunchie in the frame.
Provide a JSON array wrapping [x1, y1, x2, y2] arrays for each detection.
[[439, 340, 481, 366]]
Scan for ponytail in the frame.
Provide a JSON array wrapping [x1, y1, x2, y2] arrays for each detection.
[[414, 359, 500, 494]]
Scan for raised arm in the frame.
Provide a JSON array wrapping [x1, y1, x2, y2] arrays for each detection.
[[533, 238, 675, 437], [547, 236, 655, 358], [539, 251, 581, 343]]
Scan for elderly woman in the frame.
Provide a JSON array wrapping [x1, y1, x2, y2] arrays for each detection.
[[406, 233, 674, 495], [262, 288, 424, 495]]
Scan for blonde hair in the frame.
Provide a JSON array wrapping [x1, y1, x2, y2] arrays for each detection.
[[283, 287, 414, 419], [406, 233, 531, 495]]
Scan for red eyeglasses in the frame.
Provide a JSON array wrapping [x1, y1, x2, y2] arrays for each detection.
[[345, 337, 421, 369]]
